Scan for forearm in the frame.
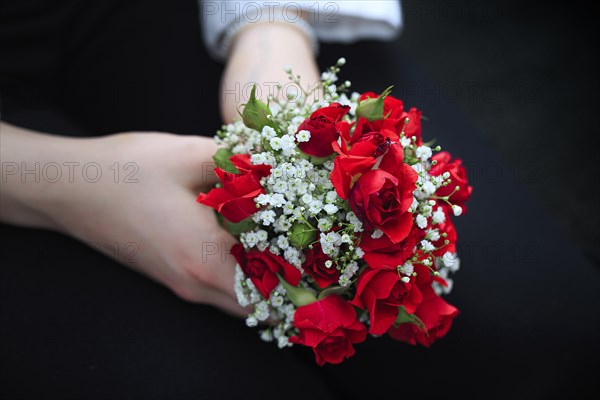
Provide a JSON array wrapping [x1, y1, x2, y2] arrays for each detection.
[[220, 20, 320, 123], [0, 122, 86, 230]]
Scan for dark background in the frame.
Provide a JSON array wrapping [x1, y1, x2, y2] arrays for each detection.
[[396, 0, 599, 264], [1, 1, 599, 399]]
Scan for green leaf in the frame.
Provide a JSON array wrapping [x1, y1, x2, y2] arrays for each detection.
[[355, 85, 394, 121], [298, 151, 331, 165], [421, 138, 437, 147], [212, 148, 239, 174], [317, 284, 349, 300], [277, 275, 318, 307], [394, 306, 427, 334], [215, 213, 255, 237]]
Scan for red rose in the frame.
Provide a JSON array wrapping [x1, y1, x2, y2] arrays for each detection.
[[302, 244, 340, 289], [348, 144, 418, 243], [361, 226, 424, 269], [351, 266, 424, 335], [297, 103, 350, 158], [230, 244, 300, 299], [351, 116, 400, 144], [349, 118, 394, 152], [429, 152, 472, 212], [197, 154, 271, 223], [329, 134, 378, 200], [290, 295, 367, 366], [404, 107, 423, 146], [337, 119, 353, 144], [358, 93, 422, 144], [360, 92, 405, 120], [388, 287, 458, 347]]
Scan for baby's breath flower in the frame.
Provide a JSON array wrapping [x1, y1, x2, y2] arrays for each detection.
[[452, 205, 463, 216], [399, 261, 414, 276], [318, 218, 333, 232], [421, 240, 435, 252], [432, 207, 446, 224], [296, 130, 311, 142], [416, 214, 428, 229], [371, 229, 384, 239], [323, 203, 338, 215], [416, 146, 432, 162]]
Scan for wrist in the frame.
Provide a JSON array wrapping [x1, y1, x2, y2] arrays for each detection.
[[220, 21, 320, 123], [218, 8, 318, 62]]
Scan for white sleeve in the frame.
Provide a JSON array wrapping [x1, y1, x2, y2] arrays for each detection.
[[199, 1, 403, 61]]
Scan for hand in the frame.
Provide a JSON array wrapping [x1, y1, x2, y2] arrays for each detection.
[[61, 133, 245, 315], [1, 125, 245, 316]]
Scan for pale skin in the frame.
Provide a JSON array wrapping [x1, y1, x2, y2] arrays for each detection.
[[0, 19, 319, 317]]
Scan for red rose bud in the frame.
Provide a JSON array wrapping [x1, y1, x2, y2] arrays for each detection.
[[290, 295, 367, 366], [404, 107, 423, 146], [242, 84, 277, 132], [388, 290, 459, 347], [347, 144, 418, 243], [351, 267, 424, 335], [231, 244, 301, 299], [329, 137, 378, 200], [197, 154, 271, 223], [359, 90, 405, 120], [429, 151, 473, 212], [355, 85, 393, 121], [297, 103, 350, 158], [361, 226, 424, 270], [355, 93, 418, 144], [302, 244, 340, 289]]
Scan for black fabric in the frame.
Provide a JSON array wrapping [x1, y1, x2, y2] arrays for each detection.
[[0, 0, 222, 135], [1, 1, 599, 399]]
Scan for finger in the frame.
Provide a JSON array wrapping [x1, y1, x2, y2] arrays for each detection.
[[171, 278, 248, 318], [208, 289, 250, 318], [198, 227, 239, 299], [182, 199, 241, 300], [180, 136, 221, 188]]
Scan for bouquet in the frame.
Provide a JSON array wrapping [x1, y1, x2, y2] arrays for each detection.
[[198, 58, 472, 365]]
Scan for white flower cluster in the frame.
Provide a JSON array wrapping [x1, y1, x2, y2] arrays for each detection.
[[433, 252, 461, 295], [234, 265, 296, 347], [215, 121, 263, 155], [241, 128, 365, 272], [396, 130, 463, 290]]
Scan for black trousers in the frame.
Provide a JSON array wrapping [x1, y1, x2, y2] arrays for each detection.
[[1, 1, 599, 399]]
